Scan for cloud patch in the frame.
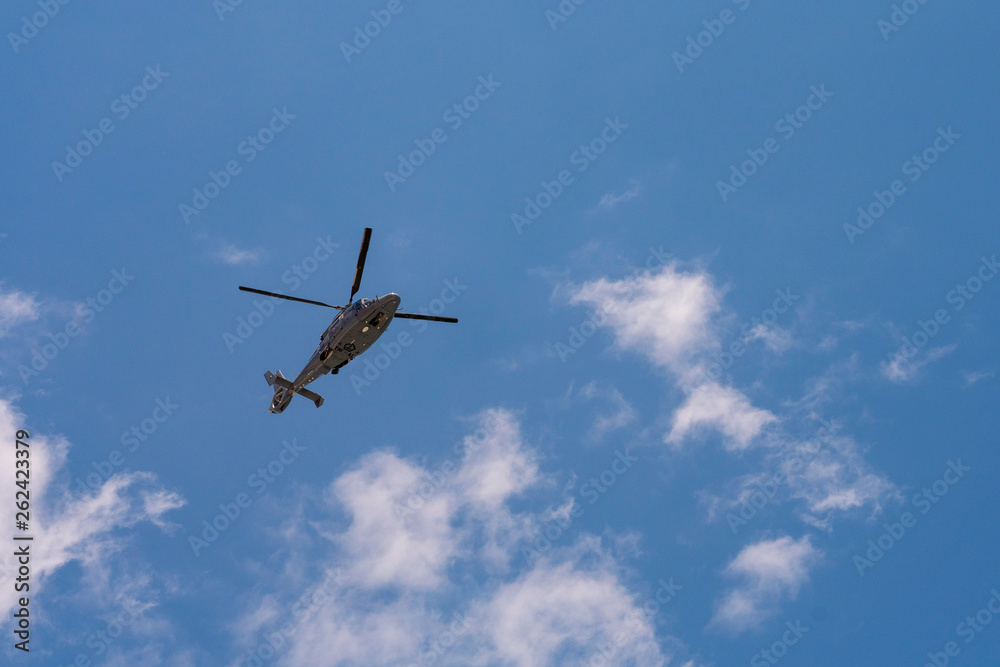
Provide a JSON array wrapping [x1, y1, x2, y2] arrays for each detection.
[[215, 243, 263, 266], [568, 264, 776, 449], [599, 183, 641, 208], [0, 397, 184, 622], [881, 345, 956, 383], [568, 263, 895, 528], [0, 286, 41, 338], [576, 382, 638, 442], [569, 263, 723, 373], [230, 410, 695, 667], [667, 382, 777, 449], [962, 369, 995, 386], [711, 535, 819, 634]]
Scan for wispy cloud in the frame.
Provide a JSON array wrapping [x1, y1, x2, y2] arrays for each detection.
[[577, 382, 638, 442], [818, 319, 866, 350], [0, 285, 41, 337], [711, 535, 819, 634], [881, 344, 956, 383], [569, 263, 777, 449], [567, 263, 895, 525], [700, 417, 898, 529], [215, 243, 263, 266], [599, 183, 641, 208], [777, 430, 896, 520], [0, 397, 184, 620], [746, 323, 795, 354], [962, 369, 995, 386]]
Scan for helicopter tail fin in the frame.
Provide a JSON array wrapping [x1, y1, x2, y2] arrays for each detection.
[[265, 370, 295, 414], [265, 369, 293, 390], [263, 370, 323, 409]]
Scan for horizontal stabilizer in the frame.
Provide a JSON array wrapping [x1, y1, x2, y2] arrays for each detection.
[[296, 386, 324, 408]]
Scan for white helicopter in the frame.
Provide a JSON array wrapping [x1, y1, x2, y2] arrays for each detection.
[[239, 228, 458, 413]]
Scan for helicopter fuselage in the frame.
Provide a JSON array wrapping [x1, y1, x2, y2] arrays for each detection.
[[269, 293, 400, 413]]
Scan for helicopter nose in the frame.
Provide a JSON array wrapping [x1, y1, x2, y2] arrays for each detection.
[[379, 293, 401, 309]]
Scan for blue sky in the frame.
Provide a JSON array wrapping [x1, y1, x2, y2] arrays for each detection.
[[2, 1, 999, 665]]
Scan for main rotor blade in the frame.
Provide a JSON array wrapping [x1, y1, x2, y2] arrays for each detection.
[[349, 227, 373, 304], [239, 286, 344, 309], [394, 312, 458, 324]]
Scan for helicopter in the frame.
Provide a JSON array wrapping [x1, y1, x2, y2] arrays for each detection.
[[238, 228, 458, 413]]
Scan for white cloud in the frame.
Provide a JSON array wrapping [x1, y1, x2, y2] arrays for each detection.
[[818, 320, 866, 351], [327, 410, 539, 591], [330, 450, 457, 590], [705, 426, 897, 529], [215, 243, 263, 266], [711, 536, 819, 634], [0, 286, 41, 337], [781, 434, 897, 517], [963, 369, 995, 386], [230, 410, 696, 667], [599, 183, 641, 208], [479, 542, 664, 666], [0, 397, 184, 619], [568, 265, 776, 450], [568, 264, 895, 526], [452, 409, 539, 513], [667, 382, 777, 450], [881, 344, 956, 383], [569, 264, 723, 373], [746, 323, 795, 354], [577, 382, 638, 442]]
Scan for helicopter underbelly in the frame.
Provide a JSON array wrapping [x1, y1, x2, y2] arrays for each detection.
[[289, 294, 403, 390], [322, 299, 398, 370]]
